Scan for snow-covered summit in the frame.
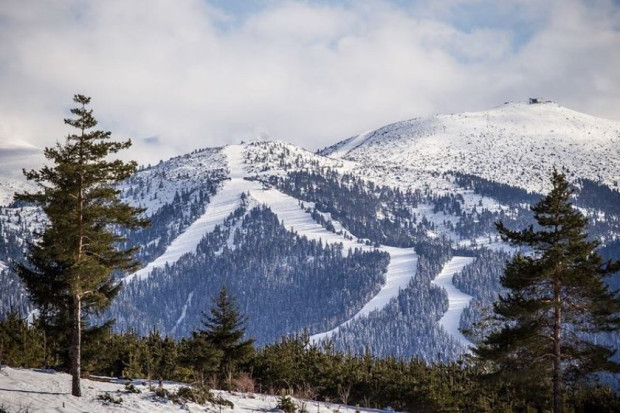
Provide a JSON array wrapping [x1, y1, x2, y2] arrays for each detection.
[[321, 101, 620, 193], [0, 139, 42, 206]]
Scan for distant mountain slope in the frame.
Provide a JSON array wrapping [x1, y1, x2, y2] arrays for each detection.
[[0, 140, 41, 206], [320, 101, 620, 194]]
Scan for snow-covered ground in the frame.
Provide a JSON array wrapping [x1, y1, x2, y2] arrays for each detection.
[[327, 129, 374, 160], [431, 257, 476, 348], [125, 146, 261, 282], [0, 366, 387, 413], [248, 187, 418, 343]]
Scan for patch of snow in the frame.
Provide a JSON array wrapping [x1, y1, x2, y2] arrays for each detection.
[[327, 129, 375, 159], [171, 291, 194, 335], [430, 256, 476, 348]]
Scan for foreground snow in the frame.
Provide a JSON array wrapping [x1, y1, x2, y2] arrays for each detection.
[[0, 366, 387, 413], [248, 188, 418, 343], [431, 257, 476, 348]]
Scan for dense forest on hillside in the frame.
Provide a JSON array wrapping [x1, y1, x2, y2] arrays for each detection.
[[110, 203, 390, 345]]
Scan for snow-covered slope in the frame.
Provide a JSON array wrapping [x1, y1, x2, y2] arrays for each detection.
[[431, 257, 476, 348], [0, 140, 42, 206], [322, 102, 620, 194], [0, 366, 380, 413], [125, 145, 261, 282]]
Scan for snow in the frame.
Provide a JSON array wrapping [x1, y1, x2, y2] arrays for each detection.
[[327, 129, 375, 159], [0, 366, 388, 413], [325, 101, 620, 194], [430, 257, 476, 348], [124, 145, 262, 282], [247, 187, 418, 343], [171, 291, 194, 335]]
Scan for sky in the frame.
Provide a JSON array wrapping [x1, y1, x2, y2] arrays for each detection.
[[0, 0, 619, 166]]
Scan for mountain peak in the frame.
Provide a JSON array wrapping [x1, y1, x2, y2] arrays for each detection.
[[320, 102, 620, 193]]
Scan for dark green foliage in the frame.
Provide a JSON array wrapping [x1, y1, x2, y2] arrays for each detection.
[[168, 386, 211, 404], [0, 311, 45, 368], [191, 286, 254, 389], [14, 95, 148, 395], [477, 169, 620, 413], [572, 385, 620, 413], [180, 330, 223, 385], [1, 316, 619, 411]]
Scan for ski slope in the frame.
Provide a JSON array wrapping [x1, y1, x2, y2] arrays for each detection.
[[309, 245, 419, 343], [431, 256, 476, 348], [248, 187, 418, 343], [125, 145, 261, 282]]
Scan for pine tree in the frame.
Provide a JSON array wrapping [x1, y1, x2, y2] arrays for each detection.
[[197, 286, 254, 389], [14, 94, 148, 396], [476, 169, 620, 413]]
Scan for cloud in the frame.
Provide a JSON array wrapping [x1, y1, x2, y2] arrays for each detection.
[[0, 0, 619, 166]]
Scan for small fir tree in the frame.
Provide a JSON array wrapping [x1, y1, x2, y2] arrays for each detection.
[[195, 286, 254, 389], [476, 169, 620, 413], [15, 95, 148, 396]]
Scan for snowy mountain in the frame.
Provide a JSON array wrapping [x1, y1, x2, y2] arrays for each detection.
[[0, 139, 41, 206], [2, 101, 619, 363], [320, 101, 620, 194]]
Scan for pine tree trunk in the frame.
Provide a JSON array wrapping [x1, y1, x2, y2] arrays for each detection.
[[553, 278, 562, 413], [70, 296, 82, 397]]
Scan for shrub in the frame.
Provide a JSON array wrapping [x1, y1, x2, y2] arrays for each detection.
[[277, 395, 297, 413], [97, 392, 123, 405]]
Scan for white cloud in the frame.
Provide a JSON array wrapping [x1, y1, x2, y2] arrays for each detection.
[[0, 0, 618, 166]]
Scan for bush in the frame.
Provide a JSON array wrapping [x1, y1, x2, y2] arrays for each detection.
[[97, 392, 123, 405], [232, 372, 255, 393], [277, 395, 297, 413], [169, 386, 210, 405], [124, 383, 141, 394], [211, 394, 235, 409]]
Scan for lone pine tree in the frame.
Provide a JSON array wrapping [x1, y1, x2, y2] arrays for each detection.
[[193, 286, 254, 389], [15, 94, 148, 396], [477, 169, 620, 413]]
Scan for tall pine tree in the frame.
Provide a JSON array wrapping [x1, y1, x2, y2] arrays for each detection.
[[15, 95, 148, 396], [477, 169, 620, 413]]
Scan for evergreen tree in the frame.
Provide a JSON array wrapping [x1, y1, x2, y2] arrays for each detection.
[[476, 169, 620, 413], [196, 286, 254, 389], [14, 94, 148, 396]]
